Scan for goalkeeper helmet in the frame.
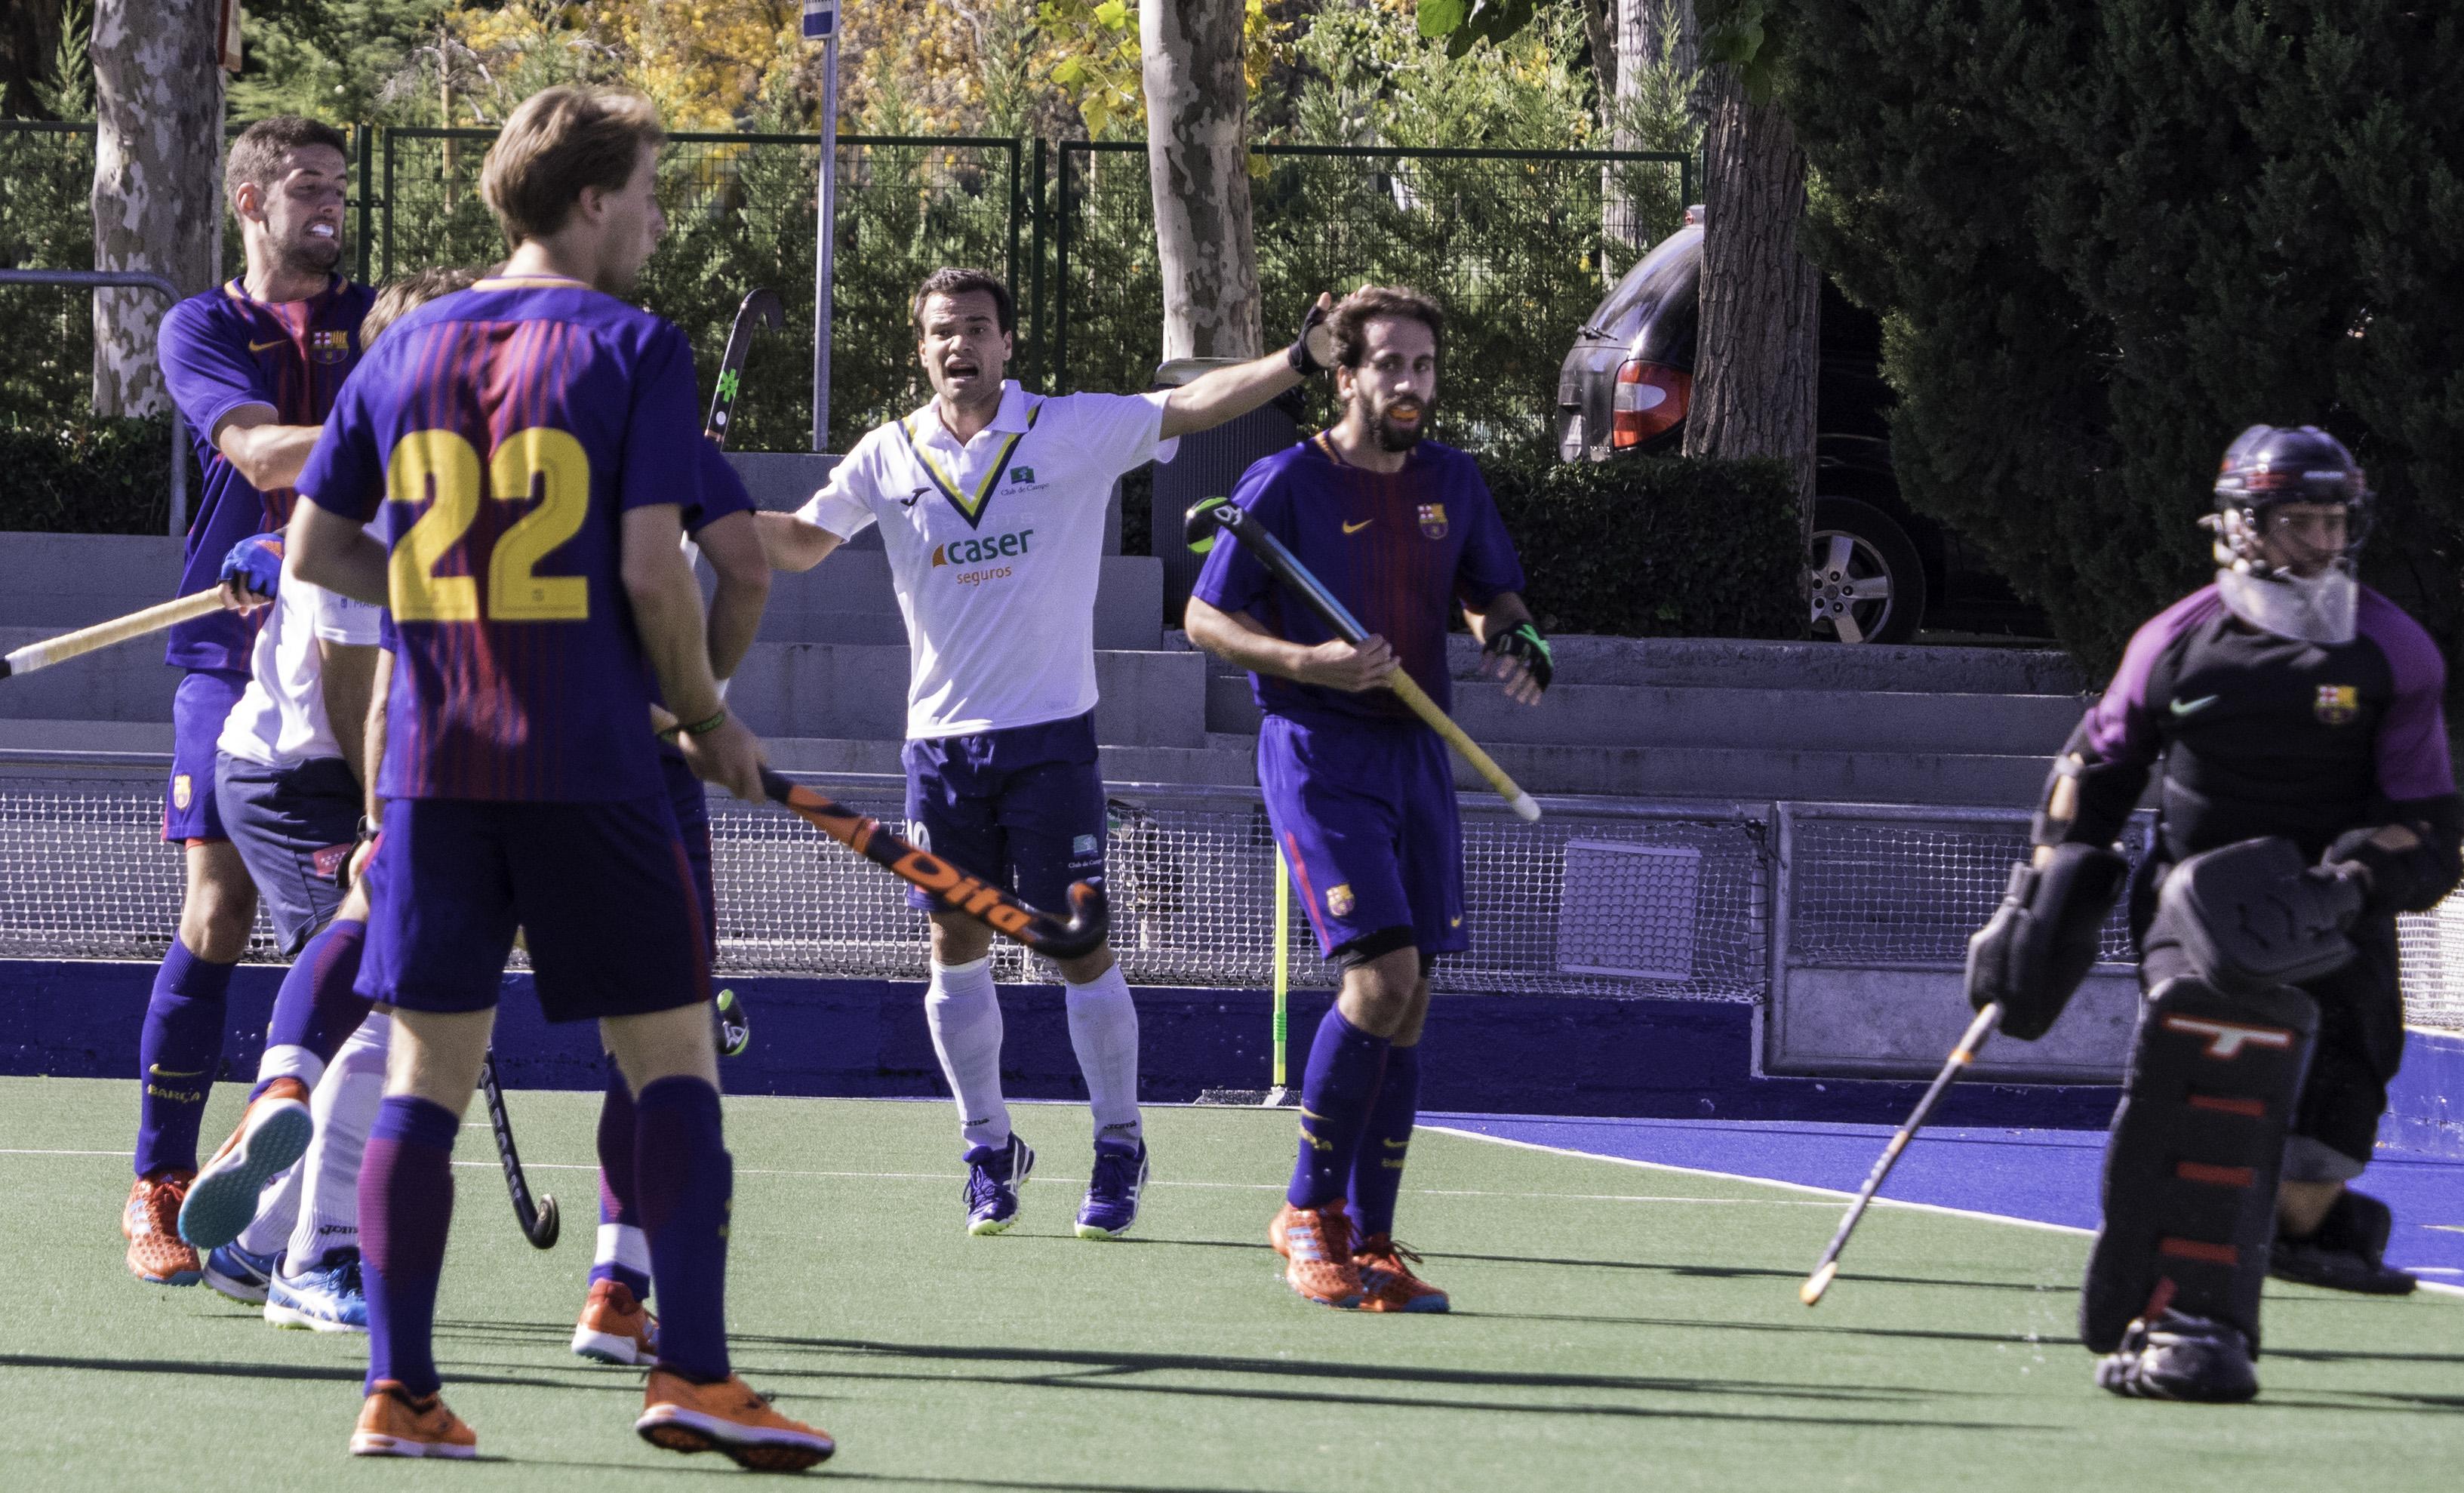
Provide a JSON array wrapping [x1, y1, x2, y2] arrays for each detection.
[[2207, 425, 2370, 645]]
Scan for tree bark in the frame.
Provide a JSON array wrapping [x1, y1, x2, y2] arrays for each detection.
[[1141, 0, 1261, 361], [89, 0, 223, 417], [1602, 0, 1696, 248], [1682, 62, 1819, 543]]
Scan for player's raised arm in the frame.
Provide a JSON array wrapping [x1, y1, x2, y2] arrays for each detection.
[[1156, 292, 1335, 441]]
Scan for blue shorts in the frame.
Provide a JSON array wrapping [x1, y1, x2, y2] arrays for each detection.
[[215, 752, 357, 956], [659, 749, 717, 956], [901, 711, 1105, 916], [1257, 712, 1466, 961], [165, 669, 247, 843], [356, 794, 707, 1024]]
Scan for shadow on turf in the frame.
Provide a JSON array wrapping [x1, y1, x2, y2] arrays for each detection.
[[0, 1350, 577, 1395]]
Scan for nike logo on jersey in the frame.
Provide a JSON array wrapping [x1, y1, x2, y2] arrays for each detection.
[[248, 337, 289, 352], [2169, 695, 2220, 719], [1342, 519, 1374, 534]]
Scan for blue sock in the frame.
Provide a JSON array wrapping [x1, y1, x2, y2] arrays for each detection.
[[251, 919, 371, 1100], [636, 1076, 731, 1381], [1287, 1008, 1389, 1211], [134, 940, 235, 1177], [360, 1096, 458, 1398], [592, 1058, 652, 1301], [1347, 1041, 1420, 1238]]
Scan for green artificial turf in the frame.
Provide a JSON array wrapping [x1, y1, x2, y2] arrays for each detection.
[[3, 1076, 2457, 1491]]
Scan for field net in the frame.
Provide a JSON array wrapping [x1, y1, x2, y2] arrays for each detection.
[[0, 758, 2456, 1032]]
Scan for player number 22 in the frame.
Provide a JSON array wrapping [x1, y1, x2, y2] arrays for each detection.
[[385, 426, 592, 623]]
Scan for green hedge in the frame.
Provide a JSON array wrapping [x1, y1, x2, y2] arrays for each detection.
[[1478, 445, 1802, 639], [0, 414, 183, 535]]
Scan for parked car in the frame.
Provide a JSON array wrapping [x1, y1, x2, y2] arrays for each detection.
[[1555, 220, 2046, 643]]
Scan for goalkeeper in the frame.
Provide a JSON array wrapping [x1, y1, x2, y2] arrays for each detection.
[[1966, 425, 2459, 1402]]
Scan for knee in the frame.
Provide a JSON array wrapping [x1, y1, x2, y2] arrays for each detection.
[[1337, 947, 1423, 1039], [1056, 945, 1116, 986], [180, 857, 257, 961], [929, 913, 995, 968]]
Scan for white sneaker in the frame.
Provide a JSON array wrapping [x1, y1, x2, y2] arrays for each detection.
[[266, 1251, 368, 1334]]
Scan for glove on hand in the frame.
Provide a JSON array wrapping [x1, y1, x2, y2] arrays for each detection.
[[1481, 621, 1554, 693], [1287, 298, 1337, 376], [220, 532, 284, 603], [1964, 843, 2130, 1041]]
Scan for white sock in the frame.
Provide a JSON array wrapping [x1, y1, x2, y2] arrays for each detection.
[[595, 1222, 651, 1276], [255, 1041, 325, 1091], [236, 1160, 304, 1258], [285, 1011, 390, 1273], [1065, 964, 1142, 1144], [926, 956, 1009, 1151]]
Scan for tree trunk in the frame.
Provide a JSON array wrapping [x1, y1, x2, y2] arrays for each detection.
[[1141, 0, 1261, 361], [1602, 0, 1696, 249], [88, 0, 223, 417], [1682, 63, 1819, 546]]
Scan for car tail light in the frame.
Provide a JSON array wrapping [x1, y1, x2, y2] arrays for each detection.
[[1611, 359, 1690, 448]]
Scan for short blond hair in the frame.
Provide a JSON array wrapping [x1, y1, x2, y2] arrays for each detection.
[[479, 86, 664, 248], [360, 266, 488, 348]]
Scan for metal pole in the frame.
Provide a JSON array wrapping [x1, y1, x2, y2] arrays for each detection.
[[809, 3, 841, 454]]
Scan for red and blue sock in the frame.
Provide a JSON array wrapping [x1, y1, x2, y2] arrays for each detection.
[[635, 1076, 731, 1381], [249, 918, 370, 1101], [134, 939, 235, 1177], [1287, 1008, 1390, 1211], [1347, 1040, 1419, 1238], [592, 1058, 653, 1302], [360, 1095, 457, 1398]]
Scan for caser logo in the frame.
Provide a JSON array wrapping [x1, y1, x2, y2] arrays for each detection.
[[931, 528, 1036, 566]]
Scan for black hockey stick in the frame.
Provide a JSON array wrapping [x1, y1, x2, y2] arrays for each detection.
[[1799, 1002, 2001, 1305], [706, 288, 784, 448], [760, 768, 1108, 959], [477, 1048, 559, 1250]]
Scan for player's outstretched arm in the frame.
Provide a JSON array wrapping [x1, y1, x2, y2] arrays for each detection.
[[694, 509, 771, 680], [1156, 292, 1334, 441], [288, 500, 389, 608], [1184, 595, 1395, 693], [754, 510, 844, 574], [624, 504, 763, 801]]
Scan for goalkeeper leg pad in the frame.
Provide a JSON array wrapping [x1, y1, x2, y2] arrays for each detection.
[[2079, 974, 2318, 1356], [2271, 1188, 2416, 1295]]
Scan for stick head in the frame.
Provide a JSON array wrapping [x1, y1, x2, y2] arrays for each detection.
[[527, 1193, 561, 1250], [1800, 1260, 1837, 1307], [1035, 879, 1111, 962], [739, 287, 785, 330], [1184, 496, 1240, 553]]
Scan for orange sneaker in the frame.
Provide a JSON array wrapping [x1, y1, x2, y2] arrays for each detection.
[[349, 1381, 478, 1459], [123, 1174, 201, 1285], [181, 1076, 312, 1250], [572, 1278, 660, 1366], [1269, 1200, 1363, 1309], [636, 1367, 835, 1472], [1354, 1233, 1450, 1313]]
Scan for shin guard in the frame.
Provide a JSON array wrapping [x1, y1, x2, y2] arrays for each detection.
[[2079, 975, 2318, 1354]]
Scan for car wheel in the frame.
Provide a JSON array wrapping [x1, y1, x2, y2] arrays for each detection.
[[1807, 496, 1926, 645]]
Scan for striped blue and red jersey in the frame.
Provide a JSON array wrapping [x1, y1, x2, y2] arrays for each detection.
[[1190, 435, 1527, 728], [158, 274, 375, 672], [296, 276, 709, 802]]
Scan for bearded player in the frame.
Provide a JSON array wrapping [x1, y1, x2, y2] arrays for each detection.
[[132, 117, 374, 1285], [288, 87, 830, 1467], [1965, 424, 2459, 1402], [757, 268, 1333, 1239], [1184, 286, 1550, 1311]]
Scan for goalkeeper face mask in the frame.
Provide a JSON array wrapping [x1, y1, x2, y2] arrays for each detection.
[[2215, 561, 2358, 646]]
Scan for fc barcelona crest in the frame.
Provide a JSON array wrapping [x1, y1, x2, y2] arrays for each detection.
[[2314, 685, 2358, 726], [1417, 503, 1448, 539], [309, 329, 352, 365], [1326, 883, 1355, 918]]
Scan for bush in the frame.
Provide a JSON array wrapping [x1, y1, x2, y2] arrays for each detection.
[[1478, 444, 1801, 639], [0, 414, 181, 534]]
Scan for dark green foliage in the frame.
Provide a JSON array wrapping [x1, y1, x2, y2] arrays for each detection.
[[1780, 2, 2464, 670], [230, 1, 454, 125], [0, 123, 97, 420], [1479, 444, 1801, 639], [0, 414, 182, 534]]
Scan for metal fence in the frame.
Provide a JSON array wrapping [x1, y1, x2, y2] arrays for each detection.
[[0, 120, 1685, 459]]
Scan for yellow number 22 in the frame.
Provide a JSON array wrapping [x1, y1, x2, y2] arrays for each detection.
[[385, 426, 592, 623]]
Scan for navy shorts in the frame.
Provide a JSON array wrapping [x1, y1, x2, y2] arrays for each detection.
[[901, 711, 1105, 916], [215, 752, 357, 956], [1257, 712, 1466, 961], [659, 749, 717, 957], [165, 669, 247, 843], [356, 794, 707, 1024]]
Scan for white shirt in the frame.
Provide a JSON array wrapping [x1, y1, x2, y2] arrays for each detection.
[[797, 380, 1178, 737], [218, 554, 384, 770]]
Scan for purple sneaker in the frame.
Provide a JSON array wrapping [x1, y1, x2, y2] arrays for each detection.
[[963, 1134, 1034, 1236]]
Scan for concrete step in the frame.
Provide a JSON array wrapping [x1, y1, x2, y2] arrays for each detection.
[[1465, 740, 2047, 805], [0, 626, 179, 724], [0, 533, 184, 630], [758, 550, 1164, 651], [729, 642, 1207, 750]]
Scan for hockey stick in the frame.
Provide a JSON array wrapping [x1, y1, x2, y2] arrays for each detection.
[[1186, 499, 1540, 821], [477, 1048, 560, 1250], [0, 590, 224, 682], [1799, 1002, 2001, 1306], [760, 767, 1108, 959], [705, 288, 784, 448]]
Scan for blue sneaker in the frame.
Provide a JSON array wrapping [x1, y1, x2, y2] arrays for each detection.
[[202, 1241, 280, 1305], [1075, 1137, 1150, 1239], [180, 1078, 312, 1249], [961, 1134, 1034, 1236], [266, 1251, 368, 1334]]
